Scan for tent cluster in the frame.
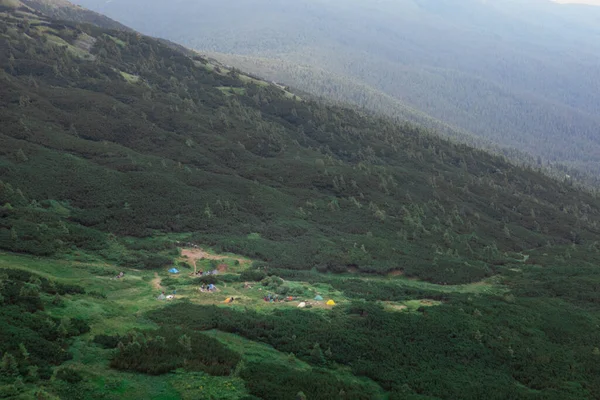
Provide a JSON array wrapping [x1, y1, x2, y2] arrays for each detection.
[[193, 269, 219, 277], [199, 283, 217, 292], [157, 291, 176, 301], [297, 296, 335, 308], [263, 293, 295, 303]]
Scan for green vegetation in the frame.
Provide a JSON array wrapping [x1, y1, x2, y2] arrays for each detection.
[[2, 3, 600, 399], [5, 4, 600, 284], [2, 233, 600, 398], [104, 328, 241, 376]]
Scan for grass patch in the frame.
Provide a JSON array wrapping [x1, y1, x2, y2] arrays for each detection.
[[106, 34, 126, 47], [169, 371, 246, 400], [217, 86, 246, 96], [120, 71, 140, 83], [203, 330, 311, 370], [0, 0, 21, 8]]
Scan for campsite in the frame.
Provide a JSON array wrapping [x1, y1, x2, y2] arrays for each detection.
[[156, 247, 346, 310], [0, 244, 494, 399], [3, 238, 600, 399]]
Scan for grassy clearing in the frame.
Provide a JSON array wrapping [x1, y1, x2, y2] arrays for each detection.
[[0, 247, 513, 399], [238, 73, 268, 87], [163, 273, 346, 312], [0, 252, 161, 334], [217, 86, 246, 96], [0, 251, 252, 398], [120, 70, 140, 83], [169, 371, 246, 400], [380, 273, 507, 295], [106, 34, 126, 47], [204, 330, 387, 398], [0, 249, 368, 398], [381, 299, 442, 312], [0, 0, 22, 8], [204, 330, 311, 370], [43, 32, 93, 59], [0, 246, 530, 399], [195, 61, 213, 71]]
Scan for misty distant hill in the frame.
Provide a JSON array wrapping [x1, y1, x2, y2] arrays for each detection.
[[71, 0, 600, 175]]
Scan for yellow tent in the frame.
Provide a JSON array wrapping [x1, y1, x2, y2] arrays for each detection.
[[326, 300, 336, 306]]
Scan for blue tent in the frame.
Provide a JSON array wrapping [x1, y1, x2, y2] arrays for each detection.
[[314, 295, 324, 301], [168, 268, 180, 274]]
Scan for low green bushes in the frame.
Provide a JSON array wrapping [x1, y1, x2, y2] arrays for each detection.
[[105, 328, 241, 376], [0, 269, 90, 384]]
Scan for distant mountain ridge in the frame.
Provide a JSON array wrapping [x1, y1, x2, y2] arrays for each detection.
[[20, 0, 129, 30], [70, 0, 600, 176]]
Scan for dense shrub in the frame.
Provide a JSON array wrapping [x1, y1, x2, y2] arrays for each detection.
[[149, 300, 600, 399], [109, 328, 240, 376], [260, 276, 283, 290], [93, 334, 123, 349], [240, 362, 377, 400], [55, 367, 83, 384], [239, 269, 267, 282], [0, 269, 88, 384]]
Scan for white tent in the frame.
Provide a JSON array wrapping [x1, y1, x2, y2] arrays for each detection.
[[297, 302, 306, 308]]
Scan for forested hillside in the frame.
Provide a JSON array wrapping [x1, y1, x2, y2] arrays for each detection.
[[3, 3, 600, 399], [2, 0, 600, 283], [72, 0, 600, 175]]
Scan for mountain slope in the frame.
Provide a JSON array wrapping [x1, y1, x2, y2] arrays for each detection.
[[71, 0, 600, 175], [3, 6, 600, 400], [2, 3, 600, 284]]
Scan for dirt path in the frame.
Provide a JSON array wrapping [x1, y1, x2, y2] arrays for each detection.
[[151, 273, 162, 290], [181, 248, 250, 271], [385, 302, 408, 312]]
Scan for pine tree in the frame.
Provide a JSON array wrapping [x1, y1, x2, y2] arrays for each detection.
[[18, 344, 29, 361], [310, 343, 325, 366], [16, 148, 28, 163], [27, 365, 38, 381], [58, 317, 71, 338], [1, 353, 19, 377], [287, 352, 296, 364], [178, 334, 192, 353], [296, 392, 307, 400]]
